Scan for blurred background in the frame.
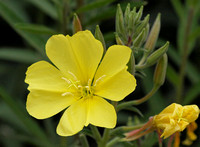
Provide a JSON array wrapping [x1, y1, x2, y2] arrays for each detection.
[[0, 0, 200, 146]]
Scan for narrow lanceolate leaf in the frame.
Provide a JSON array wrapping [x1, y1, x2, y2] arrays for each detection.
[[166, 64, 179, 87], [76, 0, 115, 13], [0, 1, 46, 55], [0, 48, 40, 64], [95, 25, 106, 52], [170, 0, 184, 20], [15, 23, 56, 35], [0, 87, 52, 147], [183, 82, 200, 105], [144, 13, 161, 52], [27, 0, 57, 19]]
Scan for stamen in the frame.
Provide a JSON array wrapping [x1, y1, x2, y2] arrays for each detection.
[[88, 79, 92, 86], [78, 85, 82, 88], [68, 71, 78, 80], [94, 75, 106, 86], [61, 77, 71, 84], [85, 86, 90, 89], [62, 92, 74, 96]]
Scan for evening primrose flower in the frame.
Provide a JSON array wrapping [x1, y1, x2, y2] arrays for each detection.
[[153, 103, 199, 139], [25, 30, 136, 136], [125, 103, 199, 146]]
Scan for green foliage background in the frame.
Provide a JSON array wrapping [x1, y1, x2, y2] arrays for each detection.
[[0, 0, 200, 146]]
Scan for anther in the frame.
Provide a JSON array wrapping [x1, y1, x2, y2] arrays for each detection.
[[62, 92, 74, 96], [68, 71, 78, 80], [94, 75, 106, 86], [61, 77, 71, 84]]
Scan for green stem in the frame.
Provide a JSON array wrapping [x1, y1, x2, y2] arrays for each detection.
[[76, 0, 84, 21], [176, 8, 194, 103], [110, 125, 144, 136], [117, 85, 159, 111], [90, 125, 102, 144], [62, 0, 69, 34], [80, 133, 89, 147], [137, 53, 148, 66], [106, 137, 121, 147], [60, 136, 67, 147], [101, 129, 110, 146]]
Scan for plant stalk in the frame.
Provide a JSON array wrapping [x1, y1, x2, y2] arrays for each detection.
[[176, 8, 194, 103]]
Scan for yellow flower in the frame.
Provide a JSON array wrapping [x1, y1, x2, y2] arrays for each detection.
[[153, 103, 199, 139], [25, 30, 136, 136]]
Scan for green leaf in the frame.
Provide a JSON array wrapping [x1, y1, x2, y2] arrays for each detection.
[[0, 103, 29, 134], [15, 23, 56, 35], [170, 0, 185, 20], [1, 0, 29, 22], [0, 1, 46, 55], [76, 0, 116, 13], [27, 0, 57, 19], [124, 107, 143, 117], [84, 1, 147, 26], [189, 26, 200, 41], [157, 39, 200, 83], [0, 48, 41, 63], [166, 64, 179, 87], [84, 7, 116, 26], [183, 81, 200, 104], [0, 87, 52, 147]]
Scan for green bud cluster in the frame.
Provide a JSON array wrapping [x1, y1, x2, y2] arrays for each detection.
[[115, 3, 169, 87], [116, 4, 149, 49]]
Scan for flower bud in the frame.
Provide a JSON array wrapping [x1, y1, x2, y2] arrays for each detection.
[[134, 14, 149, 38], [135, 6, 143, 24], [73, 13, 82, 34], [115, 33, 124, 45], [95, 25, 106, 52], [132, 28, 146, 48], [144, 13, 161, 52], [124, 3, 130, 26], [145, 41, 169, 67], [153, 53, 168, 87], [143, 24, 149, 42], [116, 4, 127, 41], [127, 11, 136, 36]]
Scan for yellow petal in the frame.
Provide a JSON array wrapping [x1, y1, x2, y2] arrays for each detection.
[[57, 99, 87, 136], [94, 45, 132, 84], [46, 34, 82, 81], [161, 125, 181, 139], [159, 103, 182, 115], [94, 69, 136, 101], [187, 122, 198, 141], [86, 96, 116, 128], [182, 105, 199, 123], [27, 90, 76, 119], [25, 61, 67, 91], [68, 30, 103, 84]]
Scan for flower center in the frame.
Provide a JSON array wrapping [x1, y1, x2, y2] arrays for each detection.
[[79, 85, 93, 98], [61, 72, 94, 98]]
